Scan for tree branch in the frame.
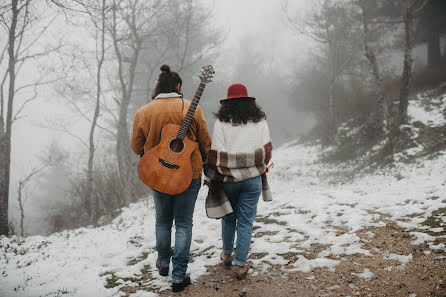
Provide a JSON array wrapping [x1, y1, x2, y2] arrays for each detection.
[[12, 87, 37, 123]]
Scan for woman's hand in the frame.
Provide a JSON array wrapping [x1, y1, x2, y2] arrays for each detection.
[[266, 161, 274, 172]]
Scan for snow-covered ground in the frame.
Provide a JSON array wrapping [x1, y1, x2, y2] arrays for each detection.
[[408, 94, 446, 128], [1, 97, 446, 297]]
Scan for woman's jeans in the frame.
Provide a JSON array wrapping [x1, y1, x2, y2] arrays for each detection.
[[221, 176, 262, 266], [152, 178, 201, 283]]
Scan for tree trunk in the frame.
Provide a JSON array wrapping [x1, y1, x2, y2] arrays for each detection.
[[116, 113, 131, 182], [360, 0, 389, 135], [0, 0, 18, 236], [427, 30, 441, 69], [111, 2, 141, 201], [87, 0, 107, 224], [328, 79, 336, 125], [399, 4, 415, 124], [326, 27, 336, 128], [17, 182, 24, 237]]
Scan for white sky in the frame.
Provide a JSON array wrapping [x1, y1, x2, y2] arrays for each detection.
[[212, 0, 308, 72]]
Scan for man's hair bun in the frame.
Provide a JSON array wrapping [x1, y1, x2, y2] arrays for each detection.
[[160, 64, 170, 74], [152, 64, 182, 99]]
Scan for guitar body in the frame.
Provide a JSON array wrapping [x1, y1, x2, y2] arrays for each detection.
[[138, 124, 198, 195]]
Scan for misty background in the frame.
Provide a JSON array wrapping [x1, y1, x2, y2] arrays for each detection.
[[1, 0, 444, 236]]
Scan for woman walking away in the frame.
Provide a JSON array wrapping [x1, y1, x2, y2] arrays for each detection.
[[204, 83, 274, 280], [130, 65, 211, 292]]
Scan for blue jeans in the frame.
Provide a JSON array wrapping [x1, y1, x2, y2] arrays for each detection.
[[152, 178, 201, 283], [221, 176, 262, 266]]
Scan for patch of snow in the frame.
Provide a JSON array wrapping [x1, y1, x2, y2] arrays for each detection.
[[410, 232, 436, 245], [289, 256, 339, 273], [428, 243, 446, 251], [408, 94, 446, 127], [327, 285, 340, 290], [351, 268, 374, 279], [365, 231, 375, 238], [348, 283, 358, 289], [382, 252, 412, 269]]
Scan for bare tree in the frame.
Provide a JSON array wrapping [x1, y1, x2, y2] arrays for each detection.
[[358, 0, 390, 135], [43, 0, 110, 224], [135, 0, 221, 102], [399, 0, 429, 124], [72, 0, 109, 224], [284, 0, 362, 132], [0, 0, 61, 236], [16, 153, 59, 236], [108, 0, 166, 198], [87, 0, 107, 223], [1, 0, 25, 236]]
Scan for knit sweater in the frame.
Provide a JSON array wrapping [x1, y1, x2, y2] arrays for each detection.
[[211, 119, 271, 153], [204, 142, 273, 218]]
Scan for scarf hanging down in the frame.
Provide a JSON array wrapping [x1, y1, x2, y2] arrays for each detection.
[[204, 142, 273, 219]]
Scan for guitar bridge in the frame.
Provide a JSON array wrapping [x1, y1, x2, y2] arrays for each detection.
[[159, 158, 180, 169]]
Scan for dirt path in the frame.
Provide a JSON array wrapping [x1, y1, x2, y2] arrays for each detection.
[[152, 221, 446, 297]]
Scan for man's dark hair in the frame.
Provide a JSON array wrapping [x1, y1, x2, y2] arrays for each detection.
[[152, 64, 182, 99], [214, 98, 266, 125]]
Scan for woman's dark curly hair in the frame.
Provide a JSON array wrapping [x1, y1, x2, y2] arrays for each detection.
[[214, 98, 266, 125], [152, 64, 182, 99]]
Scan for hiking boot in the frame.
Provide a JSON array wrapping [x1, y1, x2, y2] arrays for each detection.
[[220, 252, 233, 266], [172, 276, 191, 292], [234, 265, 249, 280], [156, 260, 169, 277]]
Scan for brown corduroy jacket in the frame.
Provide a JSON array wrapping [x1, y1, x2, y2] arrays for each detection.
[[130, 95, 211, 179]]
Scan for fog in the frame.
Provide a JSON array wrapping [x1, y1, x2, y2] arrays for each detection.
[[4, 0, 311, 235], [3, 0, 439, 235]]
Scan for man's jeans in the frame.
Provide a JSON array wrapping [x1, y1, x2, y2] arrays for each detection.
[[221, 176, 262, 266], [152, 178, 201, 283]]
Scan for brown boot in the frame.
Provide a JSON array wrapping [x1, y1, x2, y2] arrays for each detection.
[[234, 265, 249, 280], [220, 252, 233, 266]]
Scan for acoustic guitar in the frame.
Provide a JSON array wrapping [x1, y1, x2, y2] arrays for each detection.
[[138, 65, 215, 195]]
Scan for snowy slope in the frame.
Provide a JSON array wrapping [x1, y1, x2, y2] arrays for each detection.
[[408, 94, 446, 128], [1, 97, 446, 297]]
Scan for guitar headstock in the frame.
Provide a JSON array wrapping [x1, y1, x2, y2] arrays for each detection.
[[199, 65, 215, 84]]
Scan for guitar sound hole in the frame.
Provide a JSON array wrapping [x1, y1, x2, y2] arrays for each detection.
[[169, 138, 184, 153]]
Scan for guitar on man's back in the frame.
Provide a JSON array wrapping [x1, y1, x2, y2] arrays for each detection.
[[138, 65, 215, 195]]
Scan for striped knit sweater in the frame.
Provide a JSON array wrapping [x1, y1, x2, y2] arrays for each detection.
[[204, 119, 273, 219]]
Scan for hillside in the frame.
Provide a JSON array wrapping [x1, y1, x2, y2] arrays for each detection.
[[1, 94, 446, 297]]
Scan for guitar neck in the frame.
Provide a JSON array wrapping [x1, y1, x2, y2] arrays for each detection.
[[177, 82, 206, 140]]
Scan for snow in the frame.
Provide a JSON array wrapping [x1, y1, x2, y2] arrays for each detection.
[[289, 256, 340, 273], [410, 232, 436, 245], [1, 101, 446, 296], [429, 242, 446, 251], [129, 292, 157, 297], [408, 94, 446, 127], [351, 268, 374, 279]]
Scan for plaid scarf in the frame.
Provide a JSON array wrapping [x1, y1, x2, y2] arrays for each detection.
[[204, 142, 273, 219]]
